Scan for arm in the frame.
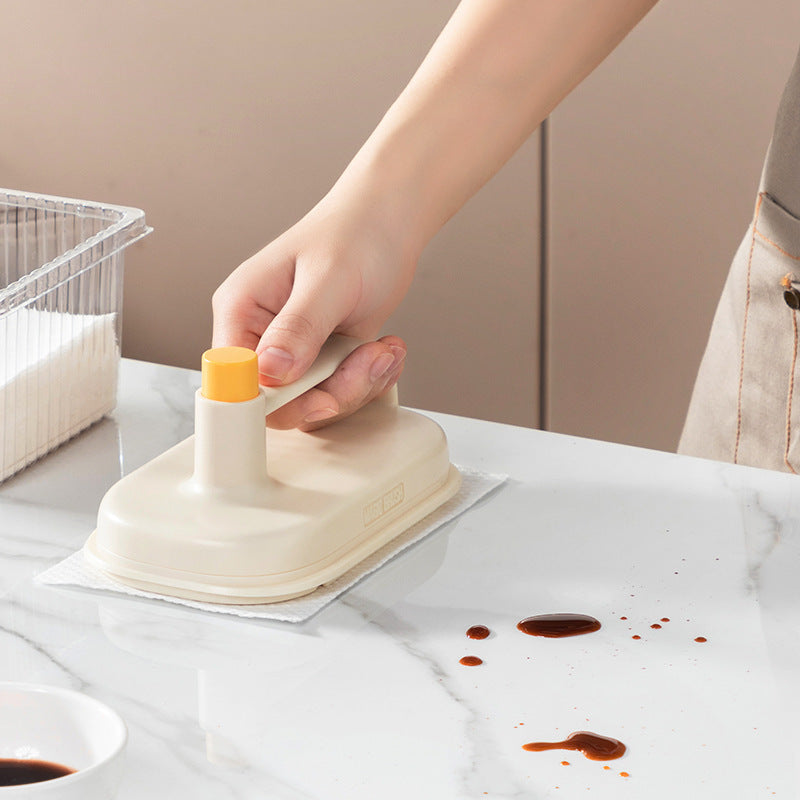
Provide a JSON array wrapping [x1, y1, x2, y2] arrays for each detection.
[[212, 0, 658, 429], [344, 0, 658, 250]]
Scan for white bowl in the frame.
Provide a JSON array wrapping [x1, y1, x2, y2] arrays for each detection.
[[0, 683, 127, 798]]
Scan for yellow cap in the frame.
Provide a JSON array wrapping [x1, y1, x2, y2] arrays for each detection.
[[201, 347, 260, 402]]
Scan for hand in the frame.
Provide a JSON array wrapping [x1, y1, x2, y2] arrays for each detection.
[[212, 185, 416, 430]]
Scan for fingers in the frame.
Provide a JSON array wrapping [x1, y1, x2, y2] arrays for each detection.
[[211, 290, 272, 351], [211, 250, 289, 351], [266, 336, 407, 430]]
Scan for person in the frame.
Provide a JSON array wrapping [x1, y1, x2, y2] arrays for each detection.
[[212, 0, 800, 474], [679, 48, 800, 473], [211, 0, 658, 430]]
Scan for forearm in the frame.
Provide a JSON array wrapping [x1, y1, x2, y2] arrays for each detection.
[[336, 0, 658, 253]]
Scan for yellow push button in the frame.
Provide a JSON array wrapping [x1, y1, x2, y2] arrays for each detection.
[[201, 347, 259, 402]]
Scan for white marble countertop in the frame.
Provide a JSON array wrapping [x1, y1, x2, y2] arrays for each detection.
[[1, 358, 799, 798]]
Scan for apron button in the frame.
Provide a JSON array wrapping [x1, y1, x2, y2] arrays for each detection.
[[782, 274, 800, 309]]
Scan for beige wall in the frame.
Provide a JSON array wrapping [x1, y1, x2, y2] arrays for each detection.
[[8, 2, 800, 449], [2, 0, 540, 428], [548, 0, 800, 451]]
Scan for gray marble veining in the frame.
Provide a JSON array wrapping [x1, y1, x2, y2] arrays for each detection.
[[0, 359, 799, 798]]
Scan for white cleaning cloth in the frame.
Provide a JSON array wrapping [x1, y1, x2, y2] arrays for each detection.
[[37, 467, 505, 623], [0, 308, 119, 482]]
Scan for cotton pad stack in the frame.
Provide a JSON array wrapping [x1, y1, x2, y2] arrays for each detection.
[[0, 188, 151, 484], [0, 308, 119, 482]]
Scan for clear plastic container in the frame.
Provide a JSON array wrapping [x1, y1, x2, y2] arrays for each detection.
[[0, 188, 151, 482]]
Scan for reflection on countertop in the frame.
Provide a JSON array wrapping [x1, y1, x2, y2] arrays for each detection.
[[1, 358, 799, 799]]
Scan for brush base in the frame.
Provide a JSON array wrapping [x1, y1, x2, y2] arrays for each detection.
[[85, 402, 461, 604]]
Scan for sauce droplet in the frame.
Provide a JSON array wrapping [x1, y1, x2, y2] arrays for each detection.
[[632, 635, 641, 640], [517, 614, 601, 638], [466, 625, 490, 640], [522, 731, 626, 761], [620, 771, 630, 777], [694, 637, 707, 643], [459, 655, 483, 666], [650, 623, 662, 629], [561, 761, 570, 766], [661, 617, 670, 622]]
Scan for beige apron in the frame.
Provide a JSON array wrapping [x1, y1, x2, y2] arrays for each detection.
[[679, 46, 800, 473]]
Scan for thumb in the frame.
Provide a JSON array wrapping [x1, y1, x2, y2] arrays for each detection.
[[256, 287, 344, 386], [256, 315, 325, 385]]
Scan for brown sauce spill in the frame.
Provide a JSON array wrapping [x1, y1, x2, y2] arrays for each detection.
[[632, 635, 641, 640], [650, 623, 662, 629], [466, 625, 490, 640], [522, 731, 626, 761], [0, 758, 75, 786], [661, 617, 670, 622], [694, 637, 707, 643], [517, 614, 601, 638], [620, 616, 628, 620], [459, 655, 483, 666]]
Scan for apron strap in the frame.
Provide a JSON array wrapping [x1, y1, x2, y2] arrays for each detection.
[[761, 44, 800, 219]]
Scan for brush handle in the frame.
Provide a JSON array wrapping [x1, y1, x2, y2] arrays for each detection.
[[261, 334, 363, 416]]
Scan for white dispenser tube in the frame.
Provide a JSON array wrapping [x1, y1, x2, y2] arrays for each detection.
[[189, 336, 362, 495], [192, 389, 268, 492]]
